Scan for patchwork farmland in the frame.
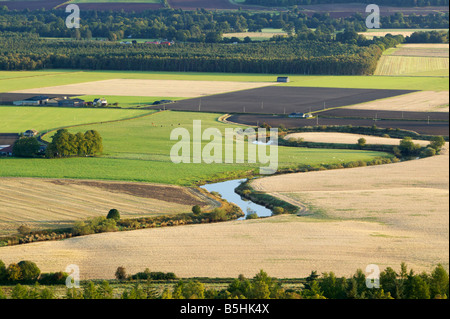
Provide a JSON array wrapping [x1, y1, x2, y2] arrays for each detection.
[[0, 2, 448, 302]]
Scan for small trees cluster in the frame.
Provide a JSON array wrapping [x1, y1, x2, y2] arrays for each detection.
[[45, 129, 103, 158], [12, 137, 40, 158], [0, 260, 59, 284]]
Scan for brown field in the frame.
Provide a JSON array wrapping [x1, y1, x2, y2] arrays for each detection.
[[344, 91, 449, 113], [0, 147, 448, 279], [284, 132, 431, 146], [0, 178, 213, 237], [12, 79, 275, 98]]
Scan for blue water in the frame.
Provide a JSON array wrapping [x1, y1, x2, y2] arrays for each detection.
[[200, 179, 273, 220]]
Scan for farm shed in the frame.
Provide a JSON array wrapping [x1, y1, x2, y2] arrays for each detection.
[[58, 98, 85, 107], [23, 129, 38, 137], [277, 77, 290, 83], [0, 145, 13, 157], [13, 95, 49, 106]]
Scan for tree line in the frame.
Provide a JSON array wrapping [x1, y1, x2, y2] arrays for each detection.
[[0, 31, 404, 75], [0, 7, 447, 43], [45, 129, 103, 159], [0, 262, 448, 299], [244, 0, 449, 7]]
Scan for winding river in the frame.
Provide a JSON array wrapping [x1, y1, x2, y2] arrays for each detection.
[[200, 179, 273, 220]]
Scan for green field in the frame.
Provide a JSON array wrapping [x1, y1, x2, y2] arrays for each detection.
[[1, 69, 448, 92], [0, 106, 154, 133], [0, 110, 389, 186], [73, 95, 183, 108]]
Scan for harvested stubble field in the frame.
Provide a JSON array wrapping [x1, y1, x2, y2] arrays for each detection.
[[342, 91, 449, 113], [12, 79, 275, 99], [249, 143, 450, 275], [374, 44, 450, 77], [284, 132, 431, 147], [0, 178, 212, 237]]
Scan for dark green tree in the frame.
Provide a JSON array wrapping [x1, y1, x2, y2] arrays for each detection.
[[17, 261, 41, 282], [12, 137, 40, 158], [107, 209, 121, 221]]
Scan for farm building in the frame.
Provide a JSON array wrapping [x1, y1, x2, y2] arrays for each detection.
[[45, 97, 85, 107], [13, 95, 49, 106], [0, 145, 13, 157], [93, 98, 108, 107], [23, 129, 38, 137], [58, 98, 85, 107], [0, 133, 19, 157], [277, 77, 290, 83]]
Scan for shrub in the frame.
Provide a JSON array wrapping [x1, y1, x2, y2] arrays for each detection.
[[107, 209, 120, 221], [192, 205, 202, 215], [17, 225, 32, 235], [6, 263, 22, 282], [38, 272, 68, 285], [115, 267, 127, 281], [12, 137, 40, 158], [399, 137, 421, 156], [73, 217, 117, 236], [357, 137, 366, 148], [17, 261, 41, 282], [420, 147, 436, 158], [428, 136, 445, 151], [273, 207, 285, 215], [246, 212, 259, 219], [210, 208, 228, 222]]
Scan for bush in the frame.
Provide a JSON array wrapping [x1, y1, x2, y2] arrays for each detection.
[[107, 209, 121, 221], [420, 147, 436, 158], [12, 137, 41, 158], [38, 272, 68, 285], [210, 208, 228, 222], [115, 267, 127, 281], [17, 261, 41, 282], [428, 136, 445, 151], [357, 137, 366, 148], [273, 207, 285, 215], [17, 225, 32, 235], [192, 205, 202, 215], [399, 137, 421, 157], [73, 217, 117, 236], [246, 212, 259, 219]]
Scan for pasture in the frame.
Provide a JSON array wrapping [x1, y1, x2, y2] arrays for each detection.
[[0, 106, 154, 133], [1, 70, 448, 93], [0, 110, 390, 185]]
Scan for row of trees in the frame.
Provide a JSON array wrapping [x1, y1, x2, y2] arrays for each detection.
[[244, 0, 449, 7], [45, 129, 103, 158], [0, 31, 399, 75], [0, 264, 448, 299], [0, 8, 447, 42]]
